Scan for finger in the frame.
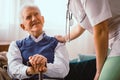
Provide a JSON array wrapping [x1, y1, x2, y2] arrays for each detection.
[[35, 55, 47, 65], [42, 67, 47, 72], [39, 57, 47, 64], [36, 57, 44, 65], [39, 65, 47, 72], [31, 64, 41, 73], [29, 56, 32, 60], [29, 54, 47, 69], [29, 59, 38, 69], [36, 64, 40, 72], [30, 54, 39, 64]]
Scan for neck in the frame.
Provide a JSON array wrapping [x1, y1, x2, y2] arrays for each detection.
[[31, 31, 43, 38]]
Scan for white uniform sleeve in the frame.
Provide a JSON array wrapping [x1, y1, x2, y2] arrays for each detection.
[[44, 43, 70, 78], [82, 0, 112, 26], [69, 0, 86, 23], [7, 41, 29, 79]]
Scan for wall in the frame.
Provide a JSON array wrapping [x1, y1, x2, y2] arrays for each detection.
[[66, 31, 95, 60]]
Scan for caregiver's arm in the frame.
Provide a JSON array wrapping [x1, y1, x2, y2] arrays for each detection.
[[55, 24, 85, 42], [93, 20, 108, 80]]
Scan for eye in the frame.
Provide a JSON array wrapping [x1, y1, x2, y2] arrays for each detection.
[[35, 12, 39, 16], [26, 15, 31, 20], [35, 12, 41, 16]]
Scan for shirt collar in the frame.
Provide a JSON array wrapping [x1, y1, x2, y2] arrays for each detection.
[[31, 32, 45, 43]]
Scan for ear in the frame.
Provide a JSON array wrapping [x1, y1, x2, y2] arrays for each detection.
[[20, 24, 25, 30]]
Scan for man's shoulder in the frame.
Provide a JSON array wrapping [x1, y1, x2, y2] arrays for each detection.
[[15, 36, 31, 47]]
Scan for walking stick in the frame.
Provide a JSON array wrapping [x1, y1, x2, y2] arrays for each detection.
[[39, 72, 43, 80]]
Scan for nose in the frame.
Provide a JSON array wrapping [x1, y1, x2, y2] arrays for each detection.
[[32, 15, 37, 21]]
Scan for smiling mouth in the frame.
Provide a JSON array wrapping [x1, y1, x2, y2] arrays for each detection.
[[32, 22, 40, 26]]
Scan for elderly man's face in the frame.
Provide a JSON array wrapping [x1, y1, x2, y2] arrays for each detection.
[[21, 7, 44, 37]]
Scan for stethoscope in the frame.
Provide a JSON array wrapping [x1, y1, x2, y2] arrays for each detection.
[[66, 0, 74, 42]]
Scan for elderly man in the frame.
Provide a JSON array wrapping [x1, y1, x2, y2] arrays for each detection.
[[7, 3, 69, 80]]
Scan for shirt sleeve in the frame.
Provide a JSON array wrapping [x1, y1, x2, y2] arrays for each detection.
[[82, 0, 112, 26], [7, 41, 29, 79], [44, 43, 70, 78]]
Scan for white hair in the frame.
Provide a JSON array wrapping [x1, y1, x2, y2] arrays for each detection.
[[19, 3, 41, 23]]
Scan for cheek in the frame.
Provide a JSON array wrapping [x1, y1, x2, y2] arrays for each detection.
[[39, 17, 44, 25], [25, 21, 31, 27], [23, 23, 31, 30]]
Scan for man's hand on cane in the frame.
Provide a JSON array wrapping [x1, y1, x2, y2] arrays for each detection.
[[26, 54, 47, 75]]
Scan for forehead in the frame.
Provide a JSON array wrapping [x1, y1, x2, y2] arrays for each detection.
[[22, 7, 40, 17]]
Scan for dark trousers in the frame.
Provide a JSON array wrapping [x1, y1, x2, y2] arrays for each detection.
[[64, 59, 96, 80]]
